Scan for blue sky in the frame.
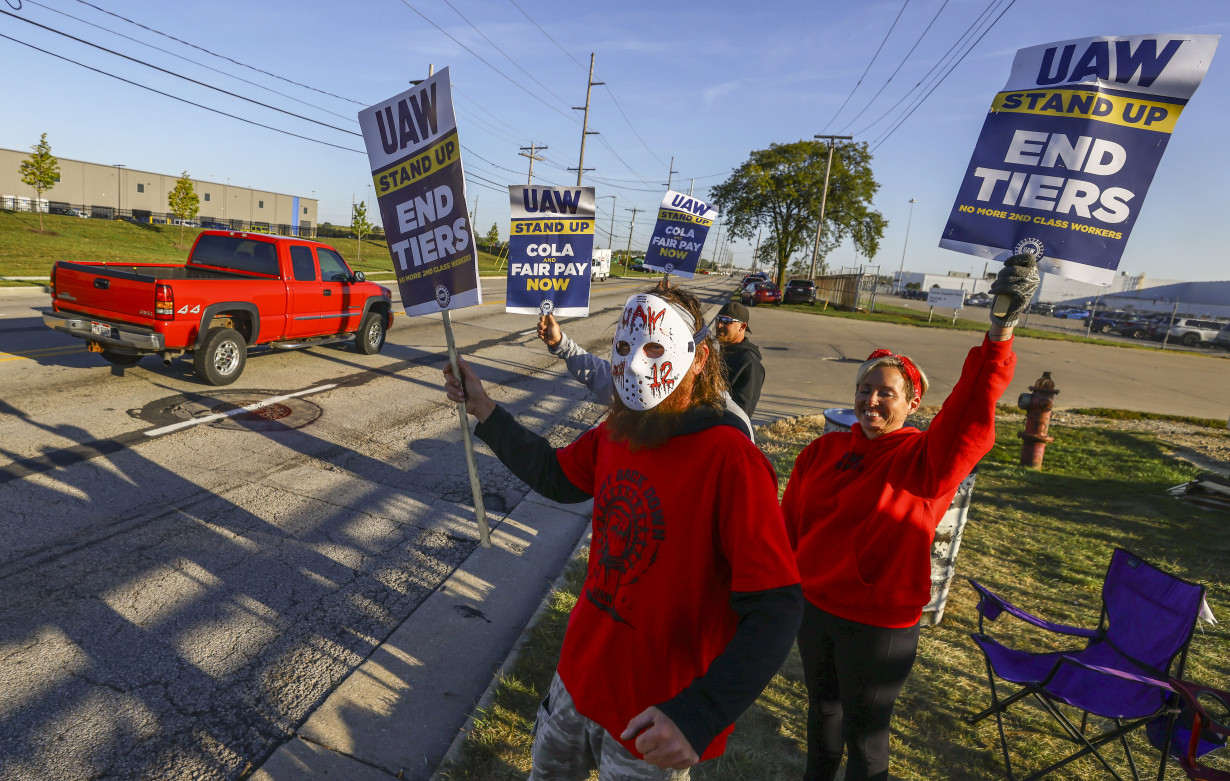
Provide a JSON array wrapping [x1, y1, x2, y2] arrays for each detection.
[[0, 0, 1225, 281]]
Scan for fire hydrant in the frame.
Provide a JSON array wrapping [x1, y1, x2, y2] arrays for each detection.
[[1017, 371, 1059, 468]]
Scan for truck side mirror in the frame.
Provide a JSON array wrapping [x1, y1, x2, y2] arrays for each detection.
[[349, 271, 366, 283]]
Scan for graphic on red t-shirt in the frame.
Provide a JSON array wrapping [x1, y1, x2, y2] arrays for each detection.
[[588, 468, 664, 626]]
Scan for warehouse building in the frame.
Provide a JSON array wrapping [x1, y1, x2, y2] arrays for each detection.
[[0, 147, 317, 235]]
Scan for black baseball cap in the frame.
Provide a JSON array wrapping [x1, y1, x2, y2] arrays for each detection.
[[718, 302, 751, 332]]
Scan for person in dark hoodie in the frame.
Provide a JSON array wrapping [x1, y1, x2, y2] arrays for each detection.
[[782, 253, 1040, 781], [444, 283, 802, 779], [714, 302, 765, 417]]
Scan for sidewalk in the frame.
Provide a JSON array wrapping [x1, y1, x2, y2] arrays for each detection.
[[250, 492, 592, 781]]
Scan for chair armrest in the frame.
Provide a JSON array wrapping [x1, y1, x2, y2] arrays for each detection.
[[968, 579, 1101, 638], [1056, 655, 1173, 689]]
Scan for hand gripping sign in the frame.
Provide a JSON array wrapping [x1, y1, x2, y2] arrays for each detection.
[[506, 185, 596, 316], [940, 34, 1219, 286], [358, 67, 482, 316], [642, 190, 720, 278]]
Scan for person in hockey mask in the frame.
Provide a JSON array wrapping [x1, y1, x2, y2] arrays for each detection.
[[444, 283, 801, 779]]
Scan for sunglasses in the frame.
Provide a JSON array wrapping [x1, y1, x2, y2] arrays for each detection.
[[716, 316, 743, 326]]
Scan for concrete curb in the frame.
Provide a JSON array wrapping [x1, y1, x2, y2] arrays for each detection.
[[428, 519, 592, 781]]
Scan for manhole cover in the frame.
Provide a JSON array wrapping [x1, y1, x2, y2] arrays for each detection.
[[133, 391, 324, 432]]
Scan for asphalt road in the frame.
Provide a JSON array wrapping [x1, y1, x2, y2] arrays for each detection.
[[0, 275, 1226, 780]]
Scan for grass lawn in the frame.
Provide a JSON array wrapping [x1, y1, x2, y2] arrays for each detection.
[[0, 210, 504, 283], [436, 413, 1230, 780]]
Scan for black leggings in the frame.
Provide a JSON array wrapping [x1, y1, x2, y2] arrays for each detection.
[[796, 600, 920, 781]]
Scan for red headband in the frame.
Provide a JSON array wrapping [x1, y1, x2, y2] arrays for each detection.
[[866, 348, 922, 401]]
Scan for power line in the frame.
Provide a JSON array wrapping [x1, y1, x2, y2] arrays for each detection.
[[67, 0, 363, 104], [0, 9, 362, 138], [23, 0, 356, 123], [836, 0, 952, 134], [507, 0, 586, 68], [393, 0, 577, 122], [871, 0, 1019, 151], [818, 0, 911, 133], [0, 30, 364, 154], [599, 84, 668, 169]]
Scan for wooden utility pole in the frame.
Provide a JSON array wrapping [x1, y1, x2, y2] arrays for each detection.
[[624, 206, 641, 267], [809, 134, 853, 280], [664, 156, 678, 191], [571, 53, 602, 185], [519, 143, 547, 185]]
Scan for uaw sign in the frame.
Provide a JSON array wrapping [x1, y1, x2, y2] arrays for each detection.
[[358, 67, 482, 315], [940, 34, 1219, 285], [505, 186, 596, 317], [642, 191, 719, 278]]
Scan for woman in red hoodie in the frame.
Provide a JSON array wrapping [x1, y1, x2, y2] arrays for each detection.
[[782, 254, 1039, 781]]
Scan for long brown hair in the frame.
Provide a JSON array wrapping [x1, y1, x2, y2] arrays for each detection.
[[605, 282, 726, 449]]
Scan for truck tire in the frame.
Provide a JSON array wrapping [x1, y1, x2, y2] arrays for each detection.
[[355, 311, 386, 355], [101, 350, 141, 366], [1181, 332, 1200, 347], [195, 327, 246, 385]]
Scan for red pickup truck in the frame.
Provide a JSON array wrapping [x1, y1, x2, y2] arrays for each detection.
[[43, 231, 394, 385]]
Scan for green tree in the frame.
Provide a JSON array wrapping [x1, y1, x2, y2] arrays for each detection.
[[710, 140, 886, 287], [352, 200, 373, 261], [483, 221, 500, 246], [167, 171, 200, 245], [18, 133, 59, 231]]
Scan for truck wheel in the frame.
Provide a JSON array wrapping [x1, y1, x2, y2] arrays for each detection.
[[195, 327, 246, 385], [1181, 332, 1200, 347], [355, 311, 386, 355], [101, 350, 141, 366]]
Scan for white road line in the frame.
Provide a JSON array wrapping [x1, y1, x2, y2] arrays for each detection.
[[143, 384, 338, 437]]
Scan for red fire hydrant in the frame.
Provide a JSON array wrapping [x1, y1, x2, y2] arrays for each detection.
[[1017, 371, 1059, 468]]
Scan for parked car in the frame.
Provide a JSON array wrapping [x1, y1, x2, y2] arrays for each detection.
[[965, 292, 992, 307], [1166, 318, 1226, 347], [782, 279, 817, 305], [1113, 318, 1151, 338], [1028, 301, 1055, 315], [1082, 316, 1120, 334], [741, 281, 782, 306], [1215, 324, 1230, 350], [628, 262, 648, 273], [1144, 316, 1181, 340], [740, 271, 768, 287]]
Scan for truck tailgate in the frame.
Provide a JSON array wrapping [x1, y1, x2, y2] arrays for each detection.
[[54, 262, 162, 324]]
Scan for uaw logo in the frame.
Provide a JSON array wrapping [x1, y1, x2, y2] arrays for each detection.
[[586, 470, 664, 626], [539, 299, 554, 316], [664, 262, 675, 273], [1013, 237, 1046, 261], [435, 284, 451, 308]]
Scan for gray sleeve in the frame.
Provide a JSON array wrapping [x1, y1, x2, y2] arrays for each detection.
[[548, 332, 615, 405]]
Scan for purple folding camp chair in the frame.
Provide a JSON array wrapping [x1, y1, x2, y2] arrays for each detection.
[[967, 548, 1207, 781]]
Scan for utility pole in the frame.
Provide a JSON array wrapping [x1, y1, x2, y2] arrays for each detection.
[[664, 156, 678, 191], [752, 227, 761, 272], [688, 178, 694, 197], [710, 219, 723, 272], [571, 53, 602, 185], [809, 134, 853, 280], [606, 195, 617, 249], [896, 197, 917, 292], [624, 206, 641, 267], [519, 143, 547, 185]]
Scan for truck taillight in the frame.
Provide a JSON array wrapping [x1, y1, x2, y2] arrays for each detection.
[[49, 265, 56, 298], [155, 284, 174, 320]]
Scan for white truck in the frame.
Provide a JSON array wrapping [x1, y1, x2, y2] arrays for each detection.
[[591, 248, 611, 282]]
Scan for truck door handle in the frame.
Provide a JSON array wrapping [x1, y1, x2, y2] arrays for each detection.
[[93, 278, 110, 289], [323, 289, 332, 296]]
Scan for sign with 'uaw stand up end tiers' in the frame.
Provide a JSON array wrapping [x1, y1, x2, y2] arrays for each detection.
[[940, 34, 1219, 285], [505, 185, 596, 317], [358, 67, 482, 315], [642, 190, 719, 278]]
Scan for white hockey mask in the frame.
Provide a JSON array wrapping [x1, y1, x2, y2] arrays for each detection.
[[611, 293, 699, 411]]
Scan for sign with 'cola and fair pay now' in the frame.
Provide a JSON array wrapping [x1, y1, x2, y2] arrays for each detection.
[[505, 185, 596, 317], [940, 33, 1219, 285], [642, 191, 719, 278]]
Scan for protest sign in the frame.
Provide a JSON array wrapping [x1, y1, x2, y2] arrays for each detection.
[[642, 191, 719, 278], [940, 34, 1219, 285], [505, 186, 596, 316], [358, 67, 482, 315]]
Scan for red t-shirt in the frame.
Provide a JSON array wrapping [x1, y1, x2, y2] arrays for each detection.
[[554, 421, 800, 759]]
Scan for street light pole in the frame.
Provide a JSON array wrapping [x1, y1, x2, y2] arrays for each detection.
[[896, 198, 918, 293], [808, 135, 852, 280]]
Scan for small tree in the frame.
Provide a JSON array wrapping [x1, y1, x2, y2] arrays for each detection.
[[352, 201, 373, 262], [167, 171, 200, 245], [18, 133, 59, 231], [483, 221, 500, 246]]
